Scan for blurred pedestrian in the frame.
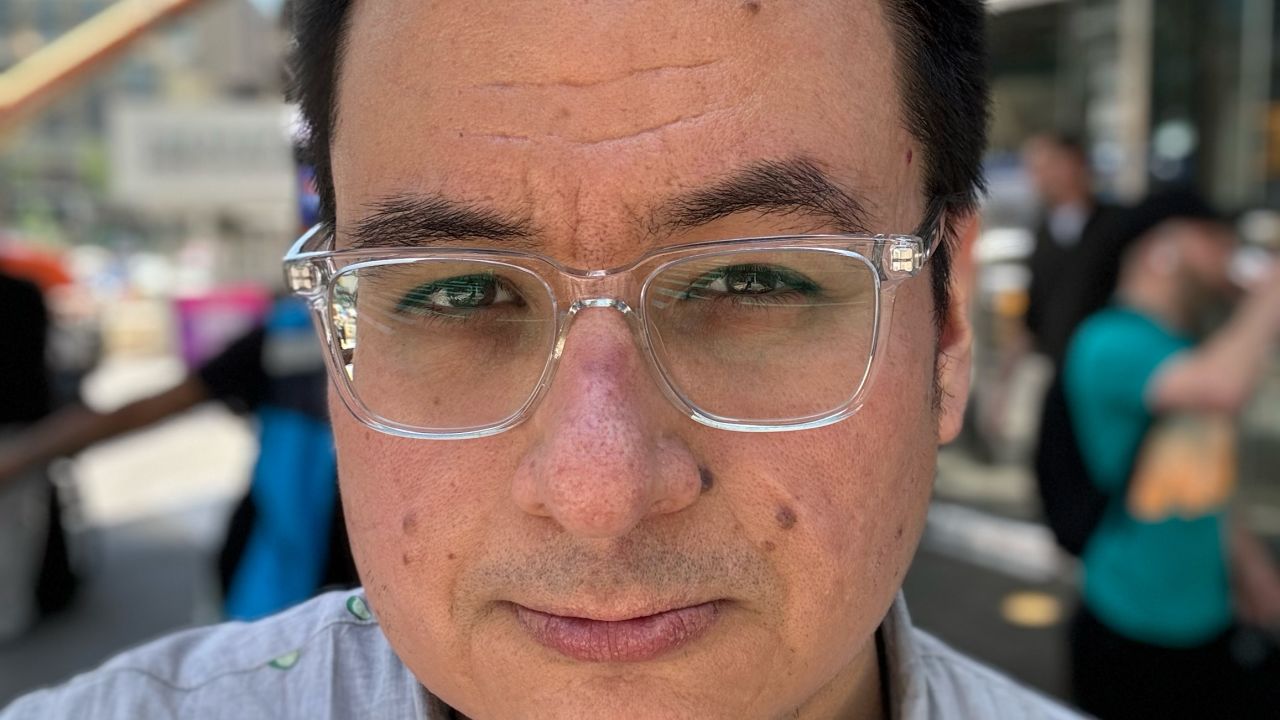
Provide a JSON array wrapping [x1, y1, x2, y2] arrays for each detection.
[[1022, 133, 1125, 366], [0, 296, 357, 620], [1063, 191, 1280, 718], [0, 269, 66, 641], [1022, 133, 1130, 556]]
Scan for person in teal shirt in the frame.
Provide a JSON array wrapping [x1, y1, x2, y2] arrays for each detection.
[[1063, 191, 1280, 719]]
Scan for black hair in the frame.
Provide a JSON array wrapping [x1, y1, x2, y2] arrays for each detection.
[[1114, 188, 1227, 258], [288, 0, 989, 325], [879, 0, 989, 325]]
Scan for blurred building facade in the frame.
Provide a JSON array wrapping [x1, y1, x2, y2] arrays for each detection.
[[8, 1, 1279, 270], [990, 0, 1280, 213], [0, 0, 291, 286]]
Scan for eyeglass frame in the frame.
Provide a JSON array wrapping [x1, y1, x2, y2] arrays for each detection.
[[283, 206, 945, 440]]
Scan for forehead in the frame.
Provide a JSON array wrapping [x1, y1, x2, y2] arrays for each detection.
[[332, 0, 918, 249]]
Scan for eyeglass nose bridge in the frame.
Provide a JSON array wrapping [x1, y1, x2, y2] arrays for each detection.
[[570, 297, 634, 313], [541, 294, 697, 428], [541, 293, 726, 438], [552, 297, 641, 361]]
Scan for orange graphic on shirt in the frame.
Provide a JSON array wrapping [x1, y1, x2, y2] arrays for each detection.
[[1127, 415, 1236, 522]]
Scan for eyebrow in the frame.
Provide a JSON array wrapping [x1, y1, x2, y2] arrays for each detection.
[[345, 156, 872, 251], [347, 195, 536, 250], [652, 157, 872, 236]]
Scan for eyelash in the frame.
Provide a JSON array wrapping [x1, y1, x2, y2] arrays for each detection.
[[394, 274, 523, 315]]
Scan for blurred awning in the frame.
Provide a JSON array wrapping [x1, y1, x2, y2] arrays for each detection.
[[0, 0, 211, 138], [0, 243, 73, 291]]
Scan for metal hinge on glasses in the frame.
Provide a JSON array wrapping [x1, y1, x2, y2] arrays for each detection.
[[286, 261, 322, 295], [877, 235, 929, 280]]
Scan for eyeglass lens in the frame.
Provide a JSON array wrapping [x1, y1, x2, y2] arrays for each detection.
[[327, 248, 880, 432]]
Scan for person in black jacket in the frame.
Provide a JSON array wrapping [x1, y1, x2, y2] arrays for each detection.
[[0, 270, 67, 640], [1022, 134, 1136, 558], [1021, 133, 1125, 369]]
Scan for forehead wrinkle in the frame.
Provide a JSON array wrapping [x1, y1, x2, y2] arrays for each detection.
[[479, 58, 723, 90], [440, 51, 736, 146], [461, 109, 729, 147]]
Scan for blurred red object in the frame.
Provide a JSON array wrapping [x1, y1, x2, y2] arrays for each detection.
[[0, 243, 74, 290]]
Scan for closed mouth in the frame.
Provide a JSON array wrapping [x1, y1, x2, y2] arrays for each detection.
[[512, 601, 721, 663]]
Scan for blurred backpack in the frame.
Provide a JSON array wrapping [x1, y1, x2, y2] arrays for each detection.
[[1034, 375, 1114, 556]]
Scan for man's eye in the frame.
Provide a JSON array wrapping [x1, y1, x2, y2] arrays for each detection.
[[687, 264, 818, 300], [396, 274, 520, 314]]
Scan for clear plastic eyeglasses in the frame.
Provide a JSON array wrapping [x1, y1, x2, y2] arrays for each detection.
[[283, 218, 941, 439]]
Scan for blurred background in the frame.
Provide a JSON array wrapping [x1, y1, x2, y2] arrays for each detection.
[[0, 0, 1278, 711]]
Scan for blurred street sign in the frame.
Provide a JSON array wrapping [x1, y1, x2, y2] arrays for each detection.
[[108, 101, 295, 213]]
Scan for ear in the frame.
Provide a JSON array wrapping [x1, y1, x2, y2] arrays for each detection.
[[935, 212, 977, 445]]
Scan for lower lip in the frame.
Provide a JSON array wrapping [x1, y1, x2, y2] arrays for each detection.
[[514, 602, 720, 663]]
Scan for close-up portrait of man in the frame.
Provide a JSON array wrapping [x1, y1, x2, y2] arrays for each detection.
[[2, 1, 1082, 718]]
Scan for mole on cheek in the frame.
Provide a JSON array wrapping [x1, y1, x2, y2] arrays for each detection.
[[743, 0, 761, 14], [761, 540, 776, 553], [775, 505, 797, 530]]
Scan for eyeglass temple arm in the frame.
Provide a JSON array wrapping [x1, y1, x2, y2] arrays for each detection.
[[915, 196, 952, 257], [285, 224, 331, 258]]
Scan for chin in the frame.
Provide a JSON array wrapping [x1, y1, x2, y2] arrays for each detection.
[[455, 676, 748, 720]]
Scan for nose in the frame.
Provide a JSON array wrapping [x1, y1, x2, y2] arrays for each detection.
[[511, 310, 703, 539]]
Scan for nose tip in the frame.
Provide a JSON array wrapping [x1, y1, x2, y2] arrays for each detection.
[[511, 311, 702, 538], [516, 431, 703, 539], [539, 451, 655, 539]]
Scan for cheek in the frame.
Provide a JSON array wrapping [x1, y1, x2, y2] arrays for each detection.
[[761, 401, 933, 604], [331, 395, 504, 607], [706, 288, 936, 663], [331, 399, 526, 700]]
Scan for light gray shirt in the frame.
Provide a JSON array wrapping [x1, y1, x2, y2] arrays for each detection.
[[2, 590, 1082, 719]]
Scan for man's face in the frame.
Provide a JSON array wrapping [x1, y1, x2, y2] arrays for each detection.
[[330, 2, 970, 718], [1022, 139, 1087, 207]]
